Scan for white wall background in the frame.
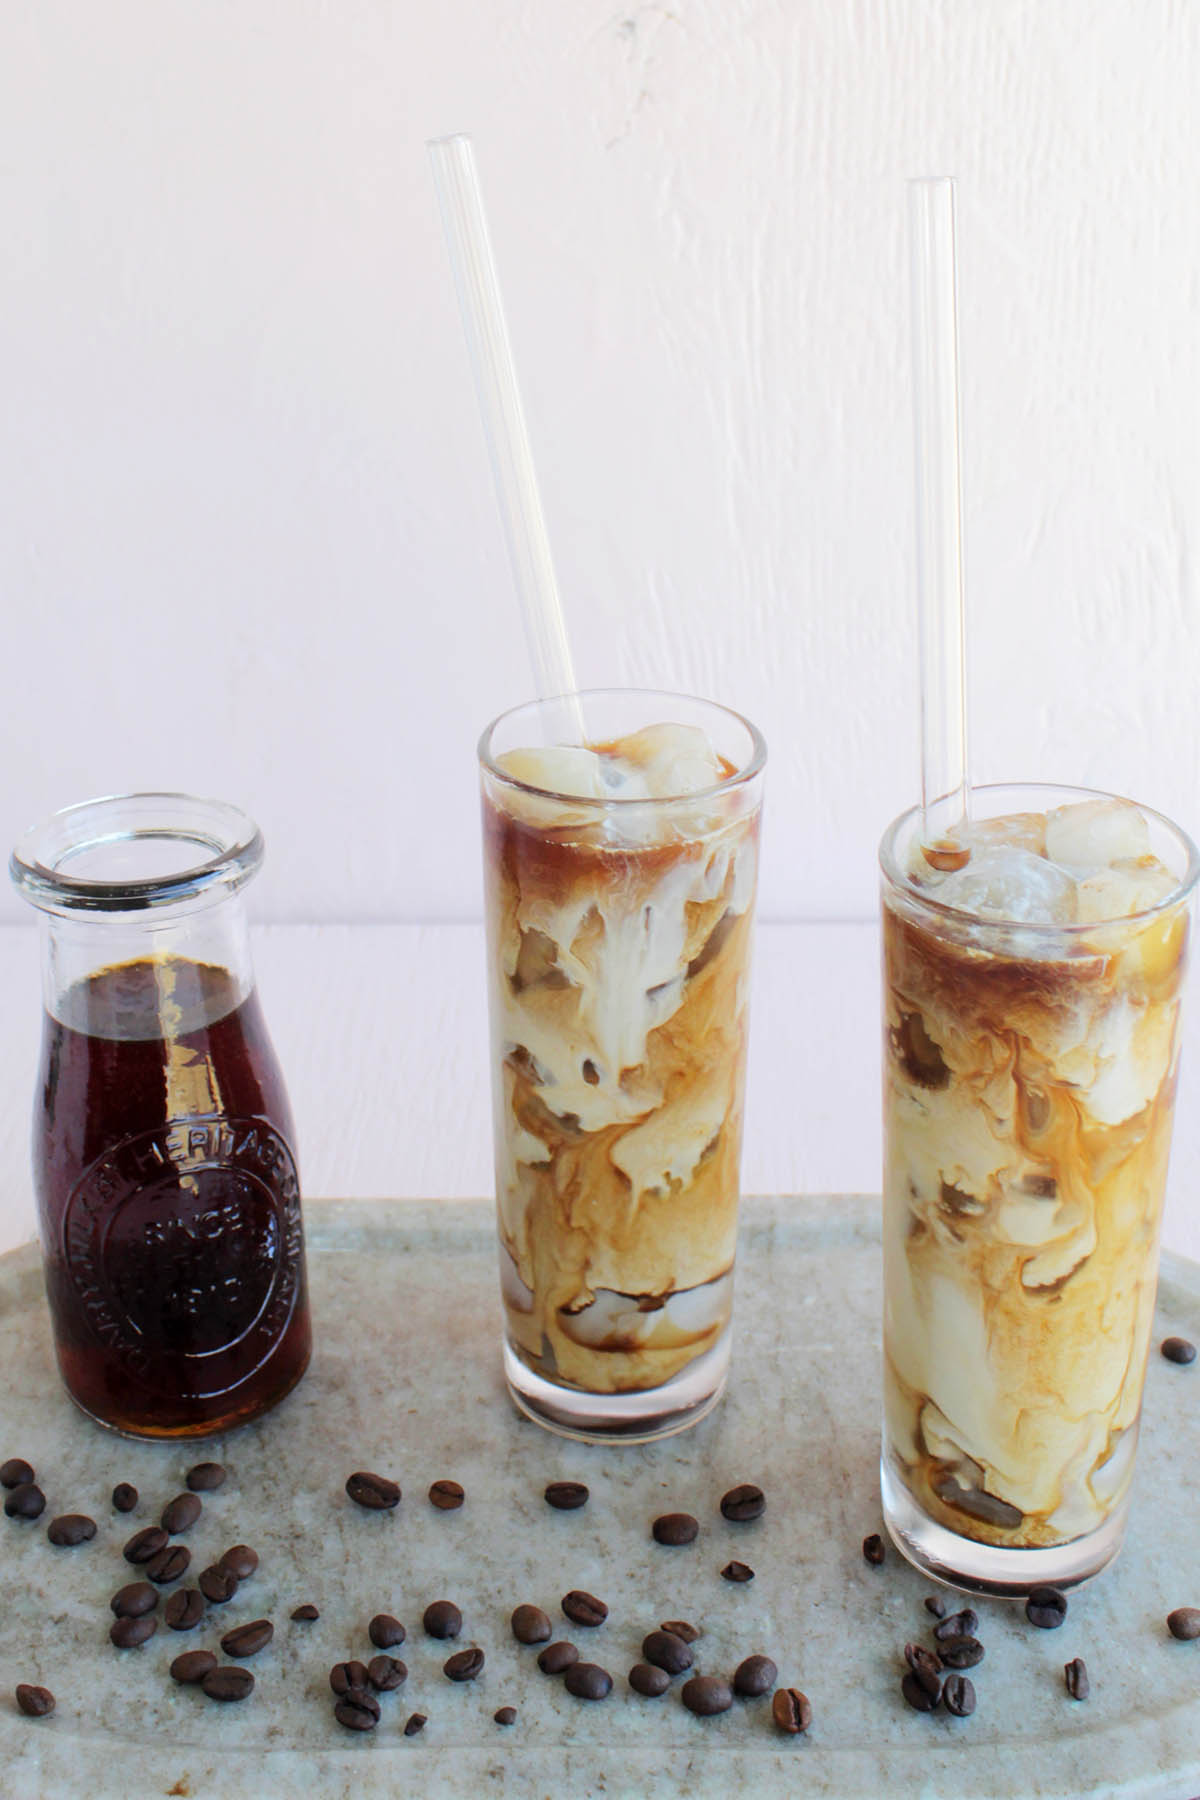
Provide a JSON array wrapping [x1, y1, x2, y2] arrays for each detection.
[[1, 0, 1197, 926]]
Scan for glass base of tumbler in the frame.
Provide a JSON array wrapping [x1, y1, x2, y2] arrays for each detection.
[[880, 1457, 1129, 1597], [503, 1331, 730, 1444]]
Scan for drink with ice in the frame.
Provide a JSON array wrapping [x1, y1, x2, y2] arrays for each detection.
[[880, 786, 1198, 1591]]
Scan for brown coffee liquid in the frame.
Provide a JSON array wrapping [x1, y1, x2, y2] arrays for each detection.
[[34, 957, 312, 1438]]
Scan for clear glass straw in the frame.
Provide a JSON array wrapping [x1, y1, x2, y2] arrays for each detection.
[[428, 134, 583, 742], [908, 176, 970, 851]]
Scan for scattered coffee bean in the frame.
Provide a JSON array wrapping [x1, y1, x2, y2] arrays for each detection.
[[15, 1683, 55, 1717], [904, 1643, 943, 1696], [652, 1513, 698, 1547], [368, 1654, 408, 1692], [772, 1687, 813, 1734], [862, 1533, 886, 1566], [111, 1483, 138, 1513], [123, 1525, 168, 1565], [423, 1600, 462, 1639], [428, 1479, 464, 1511], [544, 1481, 589, 1511], [47, 1512, 96, 1548], [5, 1484, 46, 1522], [111, 1581, 159, 1619], [186, 1461, 226, 1492], [562, 1590, 608, 1628], [938, 1634, 985, 1670], [493, 1705, 517, 1725], [369, 1612, 406, 1648], [202, 1667, 254, 1703], [1064, 1656, 1089, 1701], [198, 1564, 239, 1604], [721, 1560, 754, 1583], [733, 1654, 777, 1698], [901, 1670, 941, 1712], [943, 1673, 976, 1717], [720, 1484, 765, 1523], [629, 1662, 671, 1697], [565, 1662, 612, 1700], [538, 1641, 579, 1675], [1162, 1336, 1196, 1365], [345, 1471, 400, 1511], [218, 1544, 258, 1581], [682, 1674, 733, 1717], [0, 1459, 34, 1490], [221, 1619, 273, 1659], [934, 1608, 978, 1642], [444, 1646, 485, 1682], [1168, 1608, 1200, 1641], [642, 1630, 693, 1676], [170, 1649, 218, 1685], [110, 1614, 157, 1649], [329, 1661, 370, 1696], [924, 1594, 948, 1619], [164, 1589, 206, 1631], [161, 1492, 202, 1535], [291, 1603, 319, 1622], [146, 1544, 191, 1585], [512, 1604, 552, 1645], [403, 1712, 427, 1736], [660, 1619, 700, 1643], [335, 1690, 379, 1731], [1026, 1586, 1068, 1630]]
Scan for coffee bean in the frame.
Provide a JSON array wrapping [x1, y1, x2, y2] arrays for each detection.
[[123, 1525, 168, 1565], [652, 1513, 698, 1547], [146, 1544, 191, 1585], [444, 1647, 485, 1682], [291, 1603, 319, 1622], [511, 1604, 552, 1645], [862, 1532, 886, 1566], [111, 1483, 138, 1513], [164, 1589, 206, 1631], [1026, 1586, 1068, 1630], [5, 1484, 46, 1521], [938, 1634, 985, 1670], [170, 1649, 218, 1685], [629, 1662, 671, 1696], [369, 1612, 406, 1648], [943, 1673, 976, 1717], [345, 1471, 400, 1511], [538, 1641, 579, 1675], [110, 1614, 157, 1648], [403, 1712, 427, 1736], [564, 1662, 612, 1700], [772, 1687, 813, 1734], [198, 1565, 238, 1604], [202, 1667, 254, 1703], [562, 1590, 608, 1627], [660, 1619, 700, 1643], [719, 1484, 765, 1523], [111, 1581, 159, 1619], [220, 1619, 273, 1659], [924, 1594, 948, 1619], [330, 1661, 370, 1696], [904, 1643, 943, 1696], [368, 1654, 408, 1692], [544, 1481, 589, 1511], [733, 1654, 777, 1698], [1168, 1608, 1200, 1640], [15, 1683, 55, 1717], [423, 1600, 462, 1639], [429, 1479, 464, 1511], [47, 1513, 96, 1548], [0, 1459, 34, 1489], [335, 1690, 380, 1731], [494, 1705, 517, 1725], [1162, 1336, 1197, 1365], [642, 1630, 693, 1676], [161, 1493, 202, 1535], [901, 1670, 940, 1713], [1064, 1656, 1089, 1701], [186, 1461, 226, 1492], [721, 1561, 754, 1583], [218, 1544, 258, 1581], [934, 1608, 978, 1641], [681, 1674, 733, 1717]]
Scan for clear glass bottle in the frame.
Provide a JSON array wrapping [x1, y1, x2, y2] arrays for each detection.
[[10, 793, 312, 1438]]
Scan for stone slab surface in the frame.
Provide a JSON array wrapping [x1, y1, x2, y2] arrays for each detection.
[[0, 1196, 1198, 1799]]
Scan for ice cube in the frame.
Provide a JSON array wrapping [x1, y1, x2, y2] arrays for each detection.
[[934, 848, 1077, 925], [1075, 857, 1178, 923], [1044, 799, 1150, 873], [608, 724, 724, 799], [496, 745, 609, 800], [964, 813, 1048, 858]]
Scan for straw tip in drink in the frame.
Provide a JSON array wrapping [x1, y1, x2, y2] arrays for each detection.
[[922, 839, 971, 874]]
